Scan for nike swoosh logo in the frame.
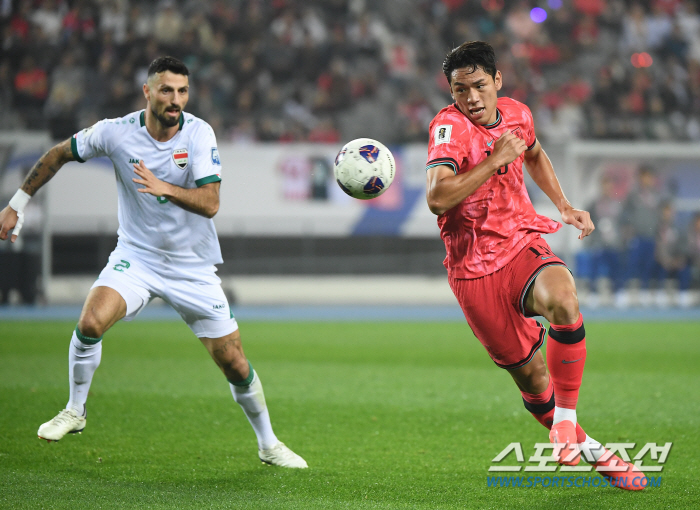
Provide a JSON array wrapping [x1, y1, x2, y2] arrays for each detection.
[[541, 256, 555, 260], [562, 358, 584, 364], [487, 140, 494, 146]]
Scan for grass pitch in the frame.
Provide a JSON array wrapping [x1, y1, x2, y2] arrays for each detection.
[[1, 319, 699, 509]]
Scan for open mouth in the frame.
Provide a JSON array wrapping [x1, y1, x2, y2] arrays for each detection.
[[469, 107, 485, 117]]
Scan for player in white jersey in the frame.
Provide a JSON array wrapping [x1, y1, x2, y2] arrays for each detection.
[[0, 56, 307, 469]]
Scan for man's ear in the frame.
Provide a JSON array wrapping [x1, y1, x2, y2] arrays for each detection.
[[494, 70, 503, 92]]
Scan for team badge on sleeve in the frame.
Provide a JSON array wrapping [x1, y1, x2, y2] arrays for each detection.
[[172, 148, 188, 169], [211, 147, 221, 165], [434, 125, 452, 145]]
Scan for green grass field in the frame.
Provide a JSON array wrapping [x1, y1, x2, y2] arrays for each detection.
[[1, 319, 699, 509]]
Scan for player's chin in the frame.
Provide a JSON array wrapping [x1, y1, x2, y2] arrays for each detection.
[[159, 111, 181, 127]]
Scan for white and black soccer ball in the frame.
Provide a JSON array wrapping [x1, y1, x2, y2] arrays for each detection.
[[333, 138, 395, 200]]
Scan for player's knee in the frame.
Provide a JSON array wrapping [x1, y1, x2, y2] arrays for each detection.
[[223, 355, 250, 381], [77, 313, 105, 339], [547, 289, 579, 324]]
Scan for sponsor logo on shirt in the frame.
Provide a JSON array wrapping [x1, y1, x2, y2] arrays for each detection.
[[172, 148, 189, 170], [434, 124, 452, 145], [211, 147, 221, 165]]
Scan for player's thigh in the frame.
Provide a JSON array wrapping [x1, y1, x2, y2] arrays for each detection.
[[89, 249, 155, 323], [79, 251, 155, 336], [161, 277, 238, 339], [524, 265, 579, 323], [78, 286, 127, 337]]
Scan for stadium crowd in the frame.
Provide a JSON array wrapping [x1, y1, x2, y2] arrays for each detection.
[[576, 165, 700, 307], [3, 0, 700, 144], [2, 0, 700, 305]]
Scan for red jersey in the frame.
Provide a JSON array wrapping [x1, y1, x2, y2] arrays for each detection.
[[426, 97, 561, 278]]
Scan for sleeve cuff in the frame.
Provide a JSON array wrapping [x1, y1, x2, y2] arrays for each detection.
[[70, 136, 86, 163], [195, 174, 222, 187], [426, 157, 459, 175]]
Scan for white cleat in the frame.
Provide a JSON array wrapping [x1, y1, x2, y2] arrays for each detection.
[[259, 442, 308, 468], [37, 408, 86, 442]]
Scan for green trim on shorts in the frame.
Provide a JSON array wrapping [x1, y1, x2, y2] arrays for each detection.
[[75, 325, 102, 344], [228, 361, 254, 387]]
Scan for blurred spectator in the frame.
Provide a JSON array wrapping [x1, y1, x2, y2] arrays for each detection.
[[153, 0, 184, 50], [621, 166, 667, 303], [44, 52, 84, 139], [654, 201, 691, 306], [61, 2, 97, 43], [13, 55, 48, 128], [686, 213, 700, 298], [99, 0, 128, 45], [621, 3, 649, 52], [576, 174, 625, 304], [647, 2, 674, 50], [30, 0, 64, 46], [307, 117, 341, 143], [127, 4, 152, 41]]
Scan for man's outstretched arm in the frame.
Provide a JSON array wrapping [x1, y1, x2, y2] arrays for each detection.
[[132, 160, 220, 218], [0, 138, 75, 242], [523, 140, 595, 240]]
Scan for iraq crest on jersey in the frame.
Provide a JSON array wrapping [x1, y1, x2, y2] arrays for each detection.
[[172, 148, 188, 169]]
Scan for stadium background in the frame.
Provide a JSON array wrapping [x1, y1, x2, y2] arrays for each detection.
[[2, 0, 700, 311], [2, 2, 700, 509]]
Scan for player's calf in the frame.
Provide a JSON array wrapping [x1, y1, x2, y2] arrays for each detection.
[[546, 314, 586, 425]]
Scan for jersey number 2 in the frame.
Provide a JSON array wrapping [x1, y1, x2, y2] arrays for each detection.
[[484, 150, 509, 175]]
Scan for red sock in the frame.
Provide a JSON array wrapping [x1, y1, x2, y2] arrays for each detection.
[[521, 376, 588, 442], [546, 314, 586, 409]]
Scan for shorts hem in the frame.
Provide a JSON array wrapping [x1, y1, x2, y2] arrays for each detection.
[[493, 321, 547, 370], [189, 318, 239, 339]]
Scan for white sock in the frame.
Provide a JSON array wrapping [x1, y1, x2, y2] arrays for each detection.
[[67, 330, 102, 415], [229, 369, 278, 450], [553, 406, 577, 426], [579, 434, 606, 463]]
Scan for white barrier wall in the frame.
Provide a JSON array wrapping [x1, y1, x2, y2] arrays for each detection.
[[43, 143, 441, 237], [12, 137, 698, 254]]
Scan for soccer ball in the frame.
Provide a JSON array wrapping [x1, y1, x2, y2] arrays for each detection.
[[333, 138, 395, 200]]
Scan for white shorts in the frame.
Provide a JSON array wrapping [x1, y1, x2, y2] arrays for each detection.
[[92, 247, 238, 338]]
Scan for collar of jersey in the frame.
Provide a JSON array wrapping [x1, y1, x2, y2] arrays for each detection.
[[139, 110, 185, 130], [452, 104, 502, 129], [484, 109, 502, 129]]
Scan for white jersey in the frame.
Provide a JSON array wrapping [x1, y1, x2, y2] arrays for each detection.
[[71, 110, 223, 280]]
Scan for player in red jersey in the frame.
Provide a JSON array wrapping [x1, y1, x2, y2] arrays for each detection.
[[426, 41, 644, 489]]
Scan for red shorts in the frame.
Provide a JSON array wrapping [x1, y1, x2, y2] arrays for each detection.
[[448, 236, 567, 370]]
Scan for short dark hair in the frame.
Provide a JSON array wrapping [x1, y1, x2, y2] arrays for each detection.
[[442, 41, 497, 85], [147, 56, 190, 78]]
